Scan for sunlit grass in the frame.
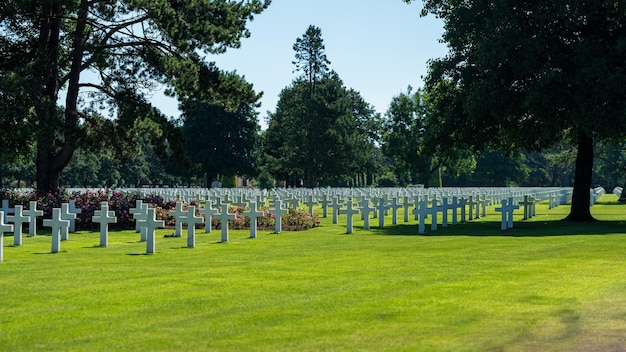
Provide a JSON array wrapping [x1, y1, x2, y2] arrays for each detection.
[[1, 194, 626, 351]]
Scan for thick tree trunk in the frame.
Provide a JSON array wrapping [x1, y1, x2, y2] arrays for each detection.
[[34, 0, 89, 194], [565, 131, 595, 222]]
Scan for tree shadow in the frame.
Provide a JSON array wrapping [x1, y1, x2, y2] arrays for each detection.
[[365, 220, 626, 237]]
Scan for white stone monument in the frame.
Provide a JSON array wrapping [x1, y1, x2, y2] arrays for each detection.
[[92, 202, 117, 247], [0, 211, 15, 262], [7, 205, 29, 246], [24, 201, 43, 237], [243, 201, 265, 239], [43, 208, 70, 254]]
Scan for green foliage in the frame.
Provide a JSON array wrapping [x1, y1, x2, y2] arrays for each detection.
[[182, 101, 259, 186], [0, 0, 269, 193], [263, 26, 380, 187], [292, 25, 331, 91], [417, 0, 626, 219]]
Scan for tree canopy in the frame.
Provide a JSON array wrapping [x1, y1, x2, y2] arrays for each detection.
[[413, 0, 626, 220], [0, 0, 269, 193], [263, 25, 380, 187]]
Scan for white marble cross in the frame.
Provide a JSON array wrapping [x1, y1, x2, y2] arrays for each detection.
[[0, 200, 14, 223], [7, 205, 29, 246], [467, 196, 478, 220], [92, 202, 117, 247], [375, 198, 390, 228], [269, 200, 288, 234], [24, 201, 43, 237], [130, 200, 146, 233], [130, 201, 149, 242], [169, 202, 186, 237], [413, 200, 430, 235], [43, 208, 70, 254], [304, 195, 317, 216], [519, 195, 534, 220], [138, 207, 165, 254], [440, 197, 450, 228], [60, 203, 76, 240], [339, 199, 359, 234], [198, 200, 218, 233], [243, 201, 264, 239], [319, 194, 330, 218], [67, 199, 82, 232], [185, 205, 204, 248], [359, 199, 374, 230], [402, 196, 413, 223], [388, 197, 402, 225], [430, 199, 440, 231], [330, 197, 342, 224], [0, 211, 15, 262], [215, 204, 236, 242], [494, 198, 520, 230]]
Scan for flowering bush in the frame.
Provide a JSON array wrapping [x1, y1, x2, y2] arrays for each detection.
[[210, 205, 320, 231], [0, 189, 321, 232]]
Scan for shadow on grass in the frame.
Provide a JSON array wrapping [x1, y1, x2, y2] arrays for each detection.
[[366, 220, 626, 237]]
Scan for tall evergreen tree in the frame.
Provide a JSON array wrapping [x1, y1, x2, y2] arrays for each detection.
[[264, 25, 379, 187]]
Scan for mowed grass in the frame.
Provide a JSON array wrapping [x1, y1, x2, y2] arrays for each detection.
[[2, 194, 626, 351]]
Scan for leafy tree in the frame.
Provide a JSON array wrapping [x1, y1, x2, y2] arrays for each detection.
[[181, 100, 259, 187], [382, 86, 475, 187], [264, 26, 379, 187], [414, 0, 626, 221], [264, 74, 379, 187], [0, 0, 269, 193]]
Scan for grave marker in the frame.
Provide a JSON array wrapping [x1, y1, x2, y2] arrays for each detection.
[[402, 196, 413, 223], [0, 211, 14, 262], [137, 207, 165, 254], [243, 201, 265, 239], [185, 205, 204, 248], [375, 198, 390, 228], [359, 199, 374, 230], [24, 201, 43, 237], [215, 204, 236, 242], [519, 195, 534, 220], [198, 201, 219, 233], [412, 200, 430, 235], [339, 199, 360, 234], [0, 200, 14, 222], [92, 202, 117, 247], [43, 208, 70, 254], [67, 199, 82, 232], [60, 203, 76, 240], [494, 198, 520, 230], [430, 199, 439, 231], [330, 197, 342, 225], [389, 197, 402, 225], [169, 202, 186, 237], [7, 205, 28, 246], [130, 201, 149, 242], [269, 200, 288, 234]]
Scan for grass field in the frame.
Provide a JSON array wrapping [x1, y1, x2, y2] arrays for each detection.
[[1, 194, 626, 351]]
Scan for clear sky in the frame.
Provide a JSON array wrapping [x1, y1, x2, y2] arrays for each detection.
[[156, 0, 448, 127]]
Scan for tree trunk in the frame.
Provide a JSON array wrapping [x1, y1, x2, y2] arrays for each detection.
[[305, 167, 316, 188], [565, 131, 595, 222], [620, 180, 626, 202]]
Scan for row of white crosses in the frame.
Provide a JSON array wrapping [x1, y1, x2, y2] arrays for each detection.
[[0, 187, 576, 260]]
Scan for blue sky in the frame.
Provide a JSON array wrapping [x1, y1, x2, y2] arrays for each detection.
[[156, 0, 448, 126]]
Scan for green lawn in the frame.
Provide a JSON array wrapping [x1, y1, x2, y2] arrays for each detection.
[[1, 194, 626, 351]]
